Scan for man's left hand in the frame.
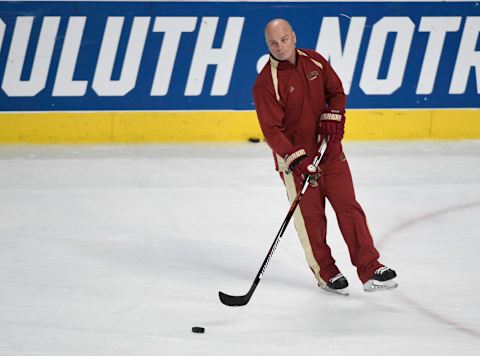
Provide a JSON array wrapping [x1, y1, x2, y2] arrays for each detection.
[[319, 109, 345, 143]]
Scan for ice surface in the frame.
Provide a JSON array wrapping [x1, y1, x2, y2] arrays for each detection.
[[0, 141, 479, 355]]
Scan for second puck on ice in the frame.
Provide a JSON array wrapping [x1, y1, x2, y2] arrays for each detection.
[[192, 326, 205, 333], [248, 137, 260, 143]]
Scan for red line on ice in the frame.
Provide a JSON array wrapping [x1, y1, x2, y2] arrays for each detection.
[[378, 200, 480, 339]]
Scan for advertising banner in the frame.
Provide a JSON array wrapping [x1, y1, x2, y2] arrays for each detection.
[[0, 1, 479, 112]]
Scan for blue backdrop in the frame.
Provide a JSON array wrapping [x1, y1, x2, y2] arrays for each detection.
[[0, 1, 478, 111]]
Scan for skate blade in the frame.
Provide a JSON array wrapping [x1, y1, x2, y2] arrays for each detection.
[[318, 283, 350, 296], [363, 279, 398, 292]]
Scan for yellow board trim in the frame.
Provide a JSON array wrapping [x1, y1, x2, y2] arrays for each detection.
[[0, 109, 478, 143], [347, 109, 480, 140]]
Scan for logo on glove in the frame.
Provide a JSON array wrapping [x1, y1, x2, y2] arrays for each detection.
[[307, 164, 317, 174]]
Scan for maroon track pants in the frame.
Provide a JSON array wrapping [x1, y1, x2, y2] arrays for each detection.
[[280, 150, 383, 284]]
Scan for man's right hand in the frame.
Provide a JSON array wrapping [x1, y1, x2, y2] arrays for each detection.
[[284, 147, 319, 186]]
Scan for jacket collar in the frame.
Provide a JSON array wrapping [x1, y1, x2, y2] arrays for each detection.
[[269, 50, 298, 70]]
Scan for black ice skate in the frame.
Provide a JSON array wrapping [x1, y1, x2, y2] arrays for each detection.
[[363, 266, 398, 292], [319, 273, 349, 296]]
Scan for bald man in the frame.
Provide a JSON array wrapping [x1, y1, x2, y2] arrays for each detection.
[[253, 19, 398, 295]]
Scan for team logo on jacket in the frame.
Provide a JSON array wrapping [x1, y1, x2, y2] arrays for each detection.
[[307, 71, 319, 81]]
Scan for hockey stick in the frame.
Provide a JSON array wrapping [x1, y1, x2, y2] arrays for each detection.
[[218, 136, 329, 307]]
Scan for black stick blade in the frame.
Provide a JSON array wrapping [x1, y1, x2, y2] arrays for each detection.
[[218, 291, 251, 307]]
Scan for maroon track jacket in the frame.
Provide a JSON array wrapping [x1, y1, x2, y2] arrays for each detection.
[[253, 48, 346, 168]]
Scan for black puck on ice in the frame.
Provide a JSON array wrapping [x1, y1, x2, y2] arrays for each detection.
[[248, 137, 261, 143], [192, 326, 205, 334]]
